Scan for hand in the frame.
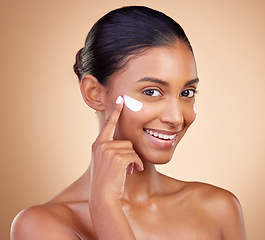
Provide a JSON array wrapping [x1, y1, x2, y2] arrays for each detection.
[[89, 96, 144, 204]]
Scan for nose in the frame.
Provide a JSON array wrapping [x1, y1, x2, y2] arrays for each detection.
[[159, 98, 184, 128]]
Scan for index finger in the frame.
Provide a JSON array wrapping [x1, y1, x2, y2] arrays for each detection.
[[97, 96, 124, 142]]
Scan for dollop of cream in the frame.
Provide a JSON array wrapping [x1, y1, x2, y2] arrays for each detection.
[[193, 102, 197, 114], [123, 95, 143, 112]]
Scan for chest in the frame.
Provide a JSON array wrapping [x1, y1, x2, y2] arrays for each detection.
[[72, 203, 221, 240], [122, 203, 221, 240]]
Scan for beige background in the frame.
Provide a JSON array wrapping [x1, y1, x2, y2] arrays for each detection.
[[1, 0, 264, 239]]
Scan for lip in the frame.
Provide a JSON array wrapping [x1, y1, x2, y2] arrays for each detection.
[[144, 128, 179, 135], [143, 128, 178, 148]]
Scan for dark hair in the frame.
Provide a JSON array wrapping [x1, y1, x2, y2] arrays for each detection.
[[73, 6, 192, 85]]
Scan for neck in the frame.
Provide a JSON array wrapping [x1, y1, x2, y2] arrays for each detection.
[[121, 162, 163, 204]]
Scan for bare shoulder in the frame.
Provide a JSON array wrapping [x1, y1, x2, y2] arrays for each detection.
[[183, 181, 247, 239], [186, 181, 240, 205], [160, 173, 241, 206], [186, 182, 243, 215], [11, 203, 80, 240]]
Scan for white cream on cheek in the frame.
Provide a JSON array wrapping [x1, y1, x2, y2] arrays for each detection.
[[123, 95, 196, 114], [123, 95, 143, 112], [193, 102, 197, 114]]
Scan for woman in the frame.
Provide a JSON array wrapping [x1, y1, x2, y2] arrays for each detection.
[[11, 6, 246, 240]]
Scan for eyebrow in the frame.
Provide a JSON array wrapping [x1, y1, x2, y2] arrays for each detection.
[[137, 77, 169, 87], [136, 77, 199, 87], [184, 78, 199, 87]]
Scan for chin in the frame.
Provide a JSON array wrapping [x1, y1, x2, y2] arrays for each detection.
[[151, 158, 172, 165], [136, 147, 175, 165]]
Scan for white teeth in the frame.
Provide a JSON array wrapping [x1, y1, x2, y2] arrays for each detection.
[[169, 135, 175, 140], [164, 134, 170, 140], [145, 129, 176, 140]]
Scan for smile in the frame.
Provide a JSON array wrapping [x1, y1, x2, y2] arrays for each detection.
[[143, 128, 178, 148], [145, 129, 176, 140]]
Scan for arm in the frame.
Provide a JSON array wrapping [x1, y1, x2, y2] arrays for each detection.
[[219, 193, 247, 240], [11, 207, 80, 240], [88, 96, 143, 239]]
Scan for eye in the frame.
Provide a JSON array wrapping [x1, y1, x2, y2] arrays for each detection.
[[181, 89, 197, 98], [143, 89, 161, 97]]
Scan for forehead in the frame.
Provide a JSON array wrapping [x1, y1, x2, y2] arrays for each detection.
[[109, 43, 197, 89]]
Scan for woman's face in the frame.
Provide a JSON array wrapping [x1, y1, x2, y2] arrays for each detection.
[[101, 42, 198, 164]]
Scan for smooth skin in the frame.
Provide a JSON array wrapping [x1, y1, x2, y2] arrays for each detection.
[[11, 42, 246, 240]]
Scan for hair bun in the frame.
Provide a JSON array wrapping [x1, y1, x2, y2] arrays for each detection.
[[73, 48, 83, 80]]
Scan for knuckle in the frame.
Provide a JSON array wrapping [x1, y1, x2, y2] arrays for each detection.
[[123, 140, 133, 148], [115, 154, 128, 167], [99, 142, 109, 152], [91, 141, 98, 151], [114, 153, 123, 162], [107, 148, 116, 158]]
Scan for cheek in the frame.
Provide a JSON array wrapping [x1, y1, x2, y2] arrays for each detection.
[[184, 103, 197, 127], [122, 106, 151, 126], [114, 103, 157, 139], [114, 107, 145, 140], [114, 100, 196, 139]]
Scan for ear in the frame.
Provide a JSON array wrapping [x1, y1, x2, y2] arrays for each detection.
[[80, 74, 105, 111]]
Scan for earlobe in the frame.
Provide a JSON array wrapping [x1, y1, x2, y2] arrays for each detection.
[[80, 74, 105, 111]]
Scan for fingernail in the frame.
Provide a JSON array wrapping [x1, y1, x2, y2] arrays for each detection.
[[116, 96, 123, 104]]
